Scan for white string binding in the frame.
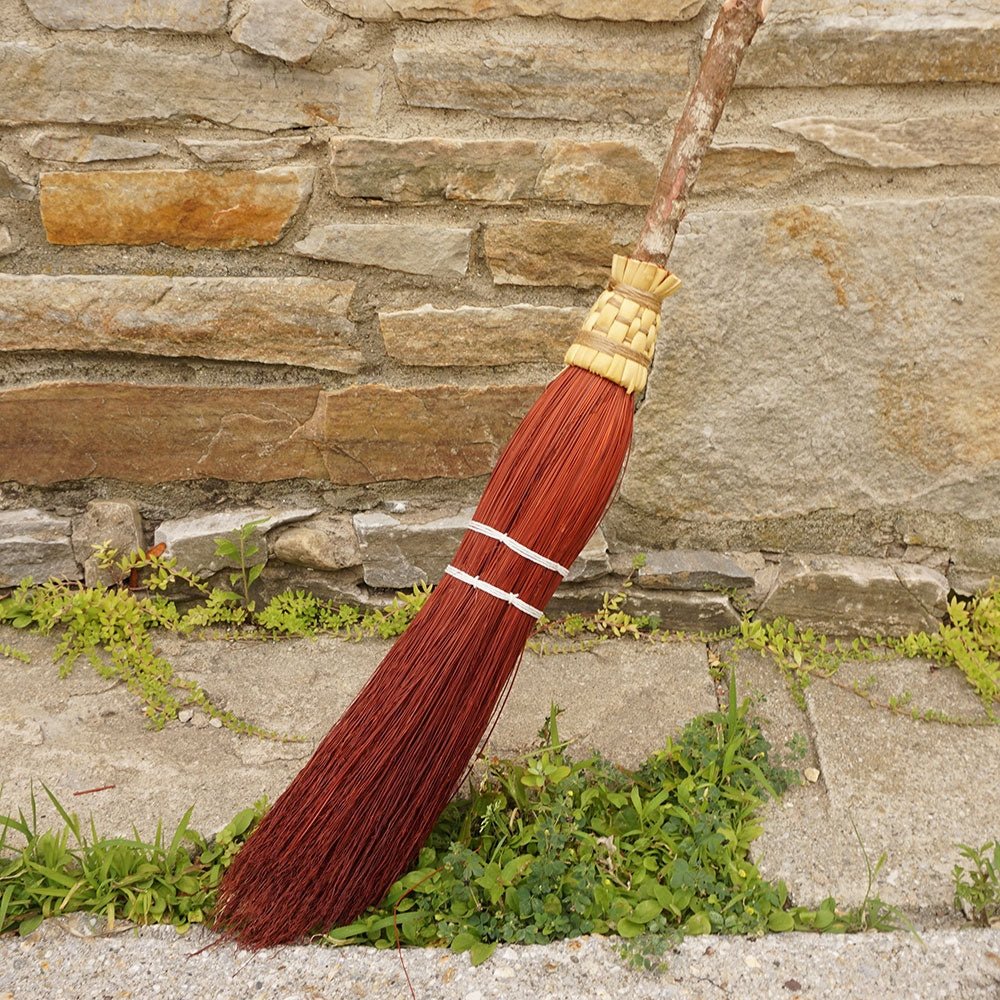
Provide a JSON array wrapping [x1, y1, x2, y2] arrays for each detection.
[[444, 565, 544, 620], [467, 519, 569, 577]]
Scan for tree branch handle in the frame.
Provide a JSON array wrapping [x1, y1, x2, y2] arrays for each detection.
[[633, 0, 770, 269]]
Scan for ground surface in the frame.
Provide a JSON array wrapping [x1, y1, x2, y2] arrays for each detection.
[[1, 626, 999, 999]]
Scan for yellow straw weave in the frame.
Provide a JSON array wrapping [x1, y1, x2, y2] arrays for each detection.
[[565, 254, 680, 395]]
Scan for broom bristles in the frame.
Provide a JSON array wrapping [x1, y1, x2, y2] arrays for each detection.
[[214, 365, 634, 948]]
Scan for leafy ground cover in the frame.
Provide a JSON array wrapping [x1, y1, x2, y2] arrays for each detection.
[[0, 689, 921, 957]]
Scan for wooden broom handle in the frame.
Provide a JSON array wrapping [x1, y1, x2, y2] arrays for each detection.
[[633, 0, 770, 269]]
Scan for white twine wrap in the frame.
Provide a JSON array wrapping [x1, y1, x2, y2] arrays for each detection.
[[467, 520, 569, 577], [444, 565, 544, 620]]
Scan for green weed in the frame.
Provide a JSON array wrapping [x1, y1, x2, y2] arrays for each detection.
[[0, 698, 867, 953], [952, 840, 1000, 927]]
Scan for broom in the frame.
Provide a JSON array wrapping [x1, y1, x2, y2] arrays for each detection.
[[215, 0, 770, 949]]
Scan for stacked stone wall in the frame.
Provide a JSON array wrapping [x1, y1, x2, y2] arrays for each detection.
[[1, 0, 997, 631]]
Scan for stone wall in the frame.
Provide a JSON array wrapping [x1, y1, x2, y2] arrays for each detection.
[[1, 0, 998, 631]]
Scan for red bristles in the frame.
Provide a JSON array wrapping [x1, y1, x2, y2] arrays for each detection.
[[213, 365, 634, 949]]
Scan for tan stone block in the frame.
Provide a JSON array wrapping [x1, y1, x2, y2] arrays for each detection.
[[300, 384, 545, 483], [535, 140, 658, 205], [620, 197, 1000, 553], [485, 220, 628, 288], [0, 383, 326, 486], [24, 133, 164, 163], [178, 136, 312, 164], [774, 115, 1000, 169], [39, 167, 313, 249], [231, 0, 335, 65], [0, 163, 35, 201], [0, 275, 362, 372], [329, 137, 544, 203], [328, 0, 702, 19], [697, 143, 798, 192], [0, 382, 543, 486], [393, 41, 688, 122], [293, 223, 473, 277], [379, 304, 581, 365], [741, 2, 1000, 87], [0, 42, 381, 133], [24, 0, 228, 30], [272, 516, 362, 572]]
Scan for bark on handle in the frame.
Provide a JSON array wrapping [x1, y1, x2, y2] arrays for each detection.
[[633, 0, 770, 269]]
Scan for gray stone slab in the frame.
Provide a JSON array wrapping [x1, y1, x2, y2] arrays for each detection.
[[727, 644, 1000, 916], [0, 508, 79, 587], [758, 555, 948, 636], [639, 549, 755, 591], [71, 499, 144, 588], [626, 589, 742, 633], [293, 223, 473, 278], [154, 507, 317, 576], [490, 640, 714, 768], [0, 629, 712, 838]]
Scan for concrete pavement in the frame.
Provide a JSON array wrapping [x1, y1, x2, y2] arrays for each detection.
[[1, 625, 998, 998]]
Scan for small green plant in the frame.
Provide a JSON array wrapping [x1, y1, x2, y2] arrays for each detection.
[[0, 698, 922, 952], [894, 589, 1000, 708], [326, 687, 810, 957], [0, 639, 29, 663], [953, 840, 1000, 927], [212, 519, 267, 611], [0, 785, 266, 937], [0, 548, 286, 739], [736, 596, 1000, 723]]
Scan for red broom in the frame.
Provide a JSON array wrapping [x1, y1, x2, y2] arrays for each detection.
[[215, 0, 770, 949]]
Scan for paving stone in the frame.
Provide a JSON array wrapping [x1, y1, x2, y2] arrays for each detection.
[[0, 382, 544, 486], [485, 220, 628, 288], [0, 226, 16, 256], [271, 516, 362, 572], [71, 500, 145, 588], [327, 0, 703, 19], [0, 509, 78, 587], [741, 0, 1000, 88], [758, 555, 948, 636], [231, 0, 335, 65], [621, 197, 1000, 556], [490, 640, 715, 768], [40, 167, 314, 250], [23, 0, 228, 30], [23, 132, 164, 163], [638, 549, 755, 591], [789, 657, 996, 911], [177, 135, 312, 163], [393, 39, 688, 122], [0, 42, 381, 133], [294, 223, 473, 278], [775, 114, 1000, 169], [153, 508, 317, 576], [378, 304, 579, 366], [0, 274, 362, 372]]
